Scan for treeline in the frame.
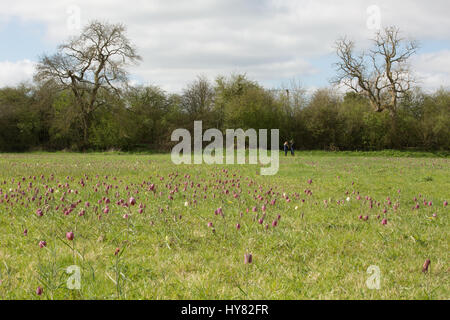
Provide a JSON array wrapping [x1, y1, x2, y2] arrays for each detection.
[[0, 74, 449, 152]]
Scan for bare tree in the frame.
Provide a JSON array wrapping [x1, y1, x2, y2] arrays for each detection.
[[333, 26, 418, 117], [181, 75, 215, 119], [35, 20, 141, 148], [279, 78, 307, 116]]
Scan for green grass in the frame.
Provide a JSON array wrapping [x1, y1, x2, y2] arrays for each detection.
[[0, 151, 448, 299]]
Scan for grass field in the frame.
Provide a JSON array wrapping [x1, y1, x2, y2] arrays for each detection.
[[0, 151, 448, 299]]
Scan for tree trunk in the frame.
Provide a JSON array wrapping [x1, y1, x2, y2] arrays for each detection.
[[389, 109, 399, 149], [81, 112, 91, 151]]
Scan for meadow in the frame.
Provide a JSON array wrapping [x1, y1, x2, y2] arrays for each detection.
[[0, 151, 448, 299]]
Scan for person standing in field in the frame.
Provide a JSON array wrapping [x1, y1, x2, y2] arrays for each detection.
[[284, 141, 289, 156], [290, 139, 295, 156]]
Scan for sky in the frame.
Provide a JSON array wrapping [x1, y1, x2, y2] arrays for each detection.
[[0, 0, 449, 93]]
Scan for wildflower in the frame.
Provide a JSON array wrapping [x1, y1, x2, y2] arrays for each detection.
[[422, 259, 431, 273], [66, 231, 74, 241]]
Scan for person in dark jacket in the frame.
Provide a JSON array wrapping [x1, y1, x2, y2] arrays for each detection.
[[283, 141, 289, 156], [290, 139, 294, 156]]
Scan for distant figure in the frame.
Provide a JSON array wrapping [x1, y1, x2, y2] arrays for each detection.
[[283, 141, 289, 156], [290, 139, 295, 156]]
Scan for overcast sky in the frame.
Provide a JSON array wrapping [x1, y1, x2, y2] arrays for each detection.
[[0, 0, 449, 93]]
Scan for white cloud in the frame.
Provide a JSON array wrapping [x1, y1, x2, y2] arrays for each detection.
[[0, 0, 449, 91], [412, 50, 450, 92], [0, 60, 36, 87]]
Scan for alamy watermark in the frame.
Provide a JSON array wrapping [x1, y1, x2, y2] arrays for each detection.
[[171, 121, 280, 175], [66, 5, 81, 33], [366, 265, 381, 290], [366, 5, 382, 30], [66, 265, 81, 290]]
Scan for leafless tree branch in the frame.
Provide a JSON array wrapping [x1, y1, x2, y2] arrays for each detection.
[[34, 20, 141, 147], [332, 26, 418, 116]]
